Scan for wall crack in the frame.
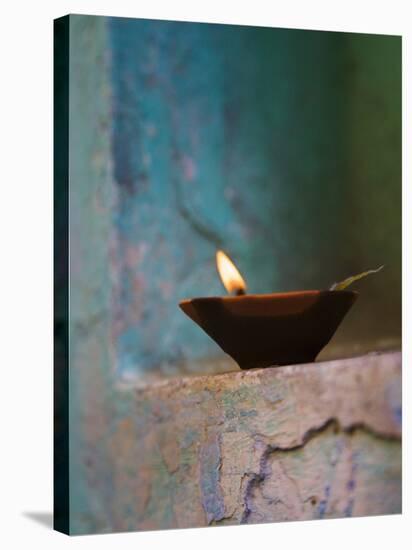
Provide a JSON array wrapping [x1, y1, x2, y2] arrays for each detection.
[[241, 417, 401, 523]]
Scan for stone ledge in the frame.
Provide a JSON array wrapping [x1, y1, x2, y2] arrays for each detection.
[[104, 351, 401, 531], [135, 351, 402, 443]]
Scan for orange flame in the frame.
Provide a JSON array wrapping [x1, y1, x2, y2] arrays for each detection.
[[216, 250, 247, 295]]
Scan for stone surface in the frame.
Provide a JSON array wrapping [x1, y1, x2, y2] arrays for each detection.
[[100, 351, 401, 533]]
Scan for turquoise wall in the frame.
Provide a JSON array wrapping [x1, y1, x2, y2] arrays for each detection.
[[104, 18, 401, 377]]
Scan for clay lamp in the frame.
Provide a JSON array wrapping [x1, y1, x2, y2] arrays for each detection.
[[179, 251, 382, 370]]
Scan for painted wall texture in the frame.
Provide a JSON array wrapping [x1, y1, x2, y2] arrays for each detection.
[[103, 16, 401, 378], [110, 352, 401, 530], [54, 15, 402, 534]]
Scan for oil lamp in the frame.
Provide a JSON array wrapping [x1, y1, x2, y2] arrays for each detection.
[[179, 251, 358, 370]]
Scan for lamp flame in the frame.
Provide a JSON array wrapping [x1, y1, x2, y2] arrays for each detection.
[[216, 250, 247, 295]]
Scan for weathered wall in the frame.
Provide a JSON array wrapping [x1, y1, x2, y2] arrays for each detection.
[[76, 352, 401, 533], [67, 15, 116, 531], [105, 17, 401, 378]]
